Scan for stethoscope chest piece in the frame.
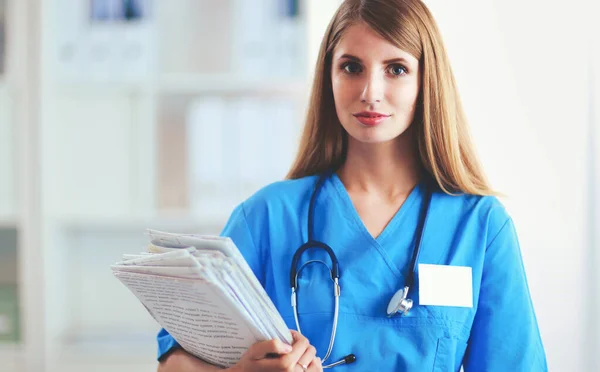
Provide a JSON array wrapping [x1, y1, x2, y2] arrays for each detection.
[[386, 286, 413, 317]]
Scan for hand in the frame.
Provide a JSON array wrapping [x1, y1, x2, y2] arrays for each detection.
[[229, 330, 322, 372]]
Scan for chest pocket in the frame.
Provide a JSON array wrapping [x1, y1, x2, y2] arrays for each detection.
[[282, 312, 468, 371]]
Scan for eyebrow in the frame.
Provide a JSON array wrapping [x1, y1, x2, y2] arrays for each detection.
[[338, 53, 410, 65]]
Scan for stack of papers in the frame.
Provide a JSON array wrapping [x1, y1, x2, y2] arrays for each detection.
[[111, 229, 292, 368]]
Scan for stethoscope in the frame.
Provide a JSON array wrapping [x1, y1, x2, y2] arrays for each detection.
[[289, 171, 432, 368]]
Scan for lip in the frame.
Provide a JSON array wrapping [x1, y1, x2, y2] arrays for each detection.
[[353, 111, 391, 127]]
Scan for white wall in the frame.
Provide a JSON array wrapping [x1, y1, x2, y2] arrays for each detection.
[[428, 0, 593, 370], [592, 13, 600, 372]]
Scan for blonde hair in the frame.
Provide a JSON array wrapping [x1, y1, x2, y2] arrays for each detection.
[[286, 0, 496, 196]]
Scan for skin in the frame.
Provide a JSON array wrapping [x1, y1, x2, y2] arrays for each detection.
[[158, 20, 423, 372], [331, 21, 422, 238], [158, 331, 321, 372]]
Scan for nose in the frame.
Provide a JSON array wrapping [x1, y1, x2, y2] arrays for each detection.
[[360, 73, 384, 104]]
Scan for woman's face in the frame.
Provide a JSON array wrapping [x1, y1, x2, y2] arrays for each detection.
[[331, 22, 420, 144]]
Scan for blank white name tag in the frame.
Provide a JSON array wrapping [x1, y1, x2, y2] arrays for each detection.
[[418, 264, 473, 308]]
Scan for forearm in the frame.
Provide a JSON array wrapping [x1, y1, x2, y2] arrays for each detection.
[[157, 349, 231, 372]]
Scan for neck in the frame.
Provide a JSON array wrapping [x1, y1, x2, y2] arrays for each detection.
[[337, 129, 422, 198]]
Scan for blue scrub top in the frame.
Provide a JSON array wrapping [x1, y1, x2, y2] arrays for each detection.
[[156, 173, 548, 371]]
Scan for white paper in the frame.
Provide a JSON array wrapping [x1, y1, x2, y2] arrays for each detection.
[[116, 249, 197, 266], [111, 265, 204, 279], [146, 230, 292, 342], [418, 264, 473, 308], [113, 271, 264, 368], [148, 240, 195, 254], [111, 229, 293, 367], [121, 253, 152, 260]]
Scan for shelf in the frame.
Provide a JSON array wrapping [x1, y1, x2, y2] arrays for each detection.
[[56, 81, 151, 95], [0, 343, 24, 371], [0, 342, 23, 353], [159, 73, 309, 96], [55, 212, 230, 233], [55, 337, 157, 372], [59, 331, 156, 359], [51, 332, 158, 372], [53, 74, 311, 97], [0, 217, 18, 229]]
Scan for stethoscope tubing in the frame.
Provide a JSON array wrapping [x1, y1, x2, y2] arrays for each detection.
[[289, 171, 433, 367]]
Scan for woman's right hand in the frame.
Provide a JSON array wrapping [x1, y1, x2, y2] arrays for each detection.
[[228, 330, 322, 372]]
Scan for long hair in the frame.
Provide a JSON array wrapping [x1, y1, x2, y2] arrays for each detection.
[[286, 0, 496, 196]]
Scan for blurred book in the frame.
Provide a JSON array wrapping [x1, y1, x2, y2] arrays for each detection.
[[90, 0, 150, 22], [186, 97, 230, 215], [0, 284, 19, 343], [0, 227, 19, 343], [186, 96, 300, 216], [111, 229, 292, 368], [232, 0, 303, 78], [0, 0, 5, 75]]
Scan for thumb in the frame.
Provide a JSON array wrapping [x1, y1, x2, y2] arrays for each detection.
[[247, 339, 293, 360], [290, 330, 308, 344]]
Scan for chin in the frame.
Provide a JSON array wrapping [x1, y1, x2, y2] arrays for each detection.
[[348, 130, 400, 144]]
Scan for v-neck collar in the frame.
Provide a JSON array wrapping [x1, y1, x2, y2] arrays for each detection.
[[329, 172, 423, 247]]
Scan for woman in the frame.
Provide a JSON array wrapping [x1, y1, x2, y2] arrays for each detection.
[[157, 0, 548, 371]]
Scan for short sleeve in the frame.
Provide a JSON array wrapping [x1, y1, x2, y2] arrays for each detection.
[[219, 202, 265, 285], [463, 218, 548, 371], [155, 202, 263, 361], [156, 328, 180, 361]]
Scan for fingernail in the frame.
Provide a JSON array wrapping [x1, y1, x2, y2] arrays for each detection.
[[284, 345, 293, 352]]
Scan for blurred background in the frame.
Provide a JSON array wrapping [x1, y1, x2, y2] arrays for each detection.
[[0, 0, 597, 371]]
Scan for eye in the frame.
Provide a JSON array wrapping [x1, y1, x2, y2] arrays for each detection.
[[341, 61, 362, 74], [388, 64, 408, 76]]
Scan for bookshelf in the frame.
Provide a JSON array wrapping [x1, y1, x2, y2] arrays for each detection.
[[158, 73, 308, 96], [0, 0, 23, 371], [0, 1, 343, 372]]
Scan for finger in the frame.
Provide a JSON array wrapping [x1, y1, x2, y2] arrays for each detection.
[[290, 330, 310, 348], [278, 333, 310, 366], [296, 344, 317, 370], [309, 356, 323, 371], [290, 330, 300, 342], [246, 339, 293, 360]]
